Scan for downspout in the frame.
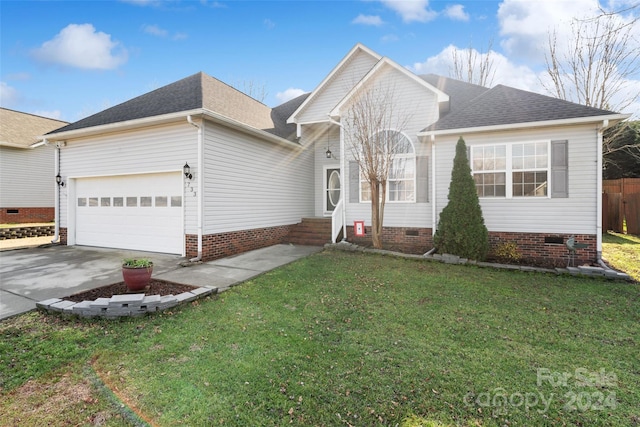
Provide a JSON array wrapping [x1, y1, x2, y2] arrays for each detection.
[[187, 115, 203, 262], [596, 120, 607, 262]]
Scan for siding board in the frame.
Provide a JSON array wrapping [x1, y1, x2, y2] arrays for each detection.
[[434, 125, 599, 234]]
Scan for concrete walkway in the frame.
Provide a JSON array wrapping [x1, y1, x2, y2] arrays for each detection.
[[0, 243, 322, 321]]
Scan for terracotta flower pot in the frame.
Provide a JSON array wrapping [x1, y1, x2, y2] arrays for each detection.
[[122, 264, 153, 291]]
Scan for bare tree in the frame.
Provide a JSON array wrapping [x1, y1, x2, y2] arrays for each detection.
[[542, 8, 639, 111], [343, 83, 411, 249], [450, 40, 496, 87], [542, 7, 640, 171], [232, 79, 268, 103]]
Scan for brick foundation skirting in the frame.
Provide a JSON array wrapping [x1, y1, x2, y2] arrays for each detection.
[[344, 226, 596, 266], [1, 207, 54, 224], [488, 232, 597, 267], [346, 226, 433, 255], [186, 224, 295, 261], [60, 227, 68, 245]]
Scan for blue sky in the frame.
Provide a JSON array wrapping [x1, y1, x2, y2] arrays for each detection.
[[1, 0, 638, 123]]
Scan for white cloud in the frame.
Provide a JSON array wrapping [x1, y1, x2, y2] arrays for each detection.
[[0, 81, 21, 107], [443, 4, 469, 21], [352, 14, 384, 26], [276, 88, 306, 104], [409, 44, 539, 91], [264, 19, 276, 30], [380, 0, 437, 23], [497, 0, 602, 62], [31, 24, 128, 70], [142, 24, 187, 40], [142, 24, 168, 37]]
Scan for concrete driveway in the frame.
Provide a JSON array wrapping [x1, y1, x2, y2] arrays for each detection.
[[0, 243, 322, 321]]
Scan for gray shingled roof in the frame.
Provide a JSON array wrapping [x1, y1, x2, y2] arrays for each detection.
[[419, 74, 489, 114], [423, 83, 617, 132], [49, 69, 618, 140], [49, 72, 305, 140]]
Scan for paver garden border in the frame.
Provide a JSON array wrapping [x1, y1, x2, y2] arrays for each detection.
[[37, 287, 215, 319]]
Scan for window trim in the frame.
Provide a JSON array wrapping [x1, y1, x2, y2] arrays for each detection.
[[470, 140, 551, 199], [359, 130, 416, 204]]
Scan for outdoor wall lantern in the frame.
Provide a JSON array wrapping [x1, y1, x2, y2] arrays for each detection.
[[326, 126, 333, 158], [183, 162, 193, 180], [55, 173, 65, 187]]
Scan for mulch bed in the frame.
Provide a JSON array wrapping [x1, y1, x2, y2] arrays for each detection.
[[66, 279, 198, 302]]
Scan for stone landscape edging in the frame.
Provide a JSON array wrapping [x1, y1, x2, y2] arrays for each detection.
[[325, 242, 633, 281], [36, 286, 215, 319]]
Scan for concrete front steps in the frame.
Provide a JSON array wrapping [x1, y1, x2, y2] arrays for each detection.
[[287, 217, 333, 246]]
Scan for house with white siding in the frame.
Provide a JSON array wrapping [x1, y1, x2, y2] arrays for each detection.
[[41, 44, 629, 266], [0, 108, 68, 223]]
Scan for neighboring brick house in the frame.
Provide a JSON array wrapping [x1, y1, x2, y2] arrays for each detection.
[[0, 108, 68, 223], [42, 44, 629, 266]]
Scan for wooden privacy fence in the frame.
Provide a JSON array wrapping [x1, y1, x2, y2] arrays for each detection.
[[603, 178, 640, 235]]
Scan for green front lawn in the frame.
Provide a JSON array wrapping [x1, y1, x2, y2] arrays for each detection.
[[2, 251, 638, 426], [603, 232, 640, 282]]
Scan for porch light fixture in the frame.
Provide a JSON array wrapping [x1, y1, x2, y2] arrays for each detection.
[[183, 162, 193, 180], [326, 125, 332, 158], [55, 173, 65, 187]]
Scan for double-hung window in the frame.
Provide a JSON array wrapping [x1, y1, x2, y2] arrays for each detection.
[[512, 142, 548, 197], [471, 141, 550, 198], [360, 130, 416, 203]]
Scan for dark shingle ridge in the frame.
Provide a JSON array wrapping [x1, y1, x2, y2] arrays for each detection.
[[424, 83, 618, 132]]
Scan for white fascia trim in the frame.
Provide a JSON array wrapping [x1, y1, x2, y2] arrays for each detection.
[[286, 43, 382, 124], [328, 58, 449, 119], [418, 113, 631, 137], [41, 108, 303, 150]]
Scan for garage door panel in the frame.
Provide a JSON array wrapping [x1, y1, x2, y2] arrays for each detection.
[[75, 173, 183, 254]]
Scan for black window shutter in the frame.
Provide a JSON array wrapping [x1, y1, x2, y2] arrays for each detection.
[[551, 140, 568, 198], [416, 156, 429, 202], [349, 161, 360, 203]]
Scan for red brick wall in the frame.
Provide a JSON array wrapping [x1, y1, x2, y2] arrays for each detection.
[[346, 226, 433, 255], [1, 207, 54, 223], [488, 232, 597, 267], [186, 225, 295, 261], [60, 227, 67, 245]]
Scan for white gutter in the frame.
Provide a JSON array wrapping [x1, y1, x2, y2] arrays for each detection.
[[43, 108, 302, 151], [418, 113, 631, 138], [187, 115, 203, 262]]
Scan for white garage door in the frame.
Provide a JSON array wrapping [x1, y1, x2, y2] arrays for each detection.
[[75, 172, 183, 254]]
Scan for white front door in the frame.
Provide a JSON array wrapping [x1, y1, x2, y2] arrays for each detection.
[[74, 172, 183, 254], [324, 167, 341, 215]]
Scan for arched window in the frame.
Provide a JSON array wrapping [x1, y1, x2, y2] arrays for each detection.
[[360, 130, 416, 203]]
